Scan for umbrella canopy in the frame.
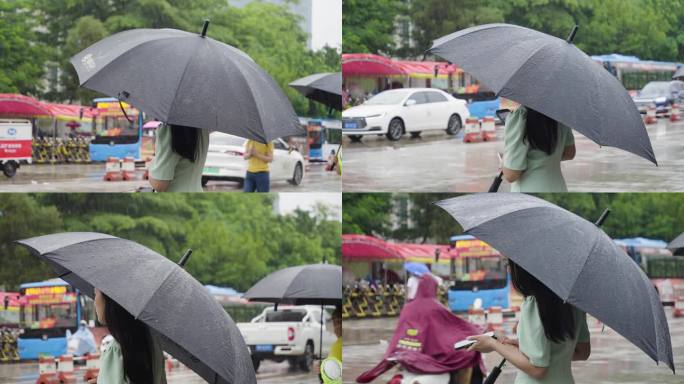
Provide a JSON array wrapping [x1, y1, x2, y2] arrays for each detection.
[[70, 22, 303, 143], [289, 72, 342, 111], [435, 194, 674, 372], [16, 232, 256, 384], [667, 232, 684, 256], [428, 24, 657, 164], [243, 263, 341, 306], [673, 67, 684, 80], [404, 262, 429, 277]]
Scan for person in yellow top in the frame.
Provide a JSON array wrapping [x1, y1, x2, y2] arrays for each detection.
[[243, 139, 274, 192], [318, 306, 342, 382]]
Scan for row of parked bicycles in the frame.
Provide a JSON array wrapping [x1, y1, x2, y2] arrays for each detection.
[[32, 137, 91, 164], [0, 328, 19, 363], [342, 283, 449, 319]]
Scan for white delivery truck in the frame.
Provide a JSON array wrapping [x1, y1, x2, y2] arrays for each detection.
[[0, 119, 32, 177], [237, 305, 336, 372]]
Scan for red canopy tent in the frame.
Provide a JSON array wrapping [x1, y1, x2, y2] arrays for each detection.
[[342, 234, 404, 261], [0, 94, 53, 118]]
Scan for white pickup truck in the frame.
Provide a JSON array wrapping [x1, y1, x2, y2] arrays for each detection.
[[237, 305, 336, 372]]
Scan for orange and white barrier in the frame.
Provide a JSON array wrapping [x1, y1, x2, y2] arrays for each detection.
[[486, 306, 503, 328], [644, 106, 657, 125], [36, 356, 58, 384], [481, 116, 497, 141], [57, 355, 76, 384], [463, 118, 482, 143], [143, 157, 153, 180], [467, 308, 486, 327], [122, 156, 136, 181], [674, 296, 684, 318], [104, 157, 122, 181], [670, 104, 681, 122], [84, 353, 101, 382]]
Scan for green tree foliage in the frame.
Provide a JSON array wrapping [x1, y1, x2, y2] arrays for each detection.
[[18, 0, 338, 116], [0, 194, 340, 292], [343, 193, 684, 245], [0, 0, 50, 95], [342, 0, 406, 54]]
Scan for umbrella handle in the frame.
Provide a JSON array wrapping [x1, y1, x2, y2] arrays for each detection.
[[488, 172, 504, 193], [483, 358, 506, 384]]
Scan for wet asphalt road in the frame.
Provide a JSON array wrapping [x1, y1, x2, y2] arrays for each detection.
[[0, 162, 340, 193], [342, 308, 684, 384], [0, 359, 318, 383], [342, 118, 684, 192]]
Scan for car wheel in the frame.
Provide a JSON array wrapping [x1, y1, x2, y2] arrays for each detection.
[[299, 342, 315, 372], [446, 114, 462, 135], [386, 118, 404, 141], [348, 135, 362, 142], [2, 161, 17, 178], [290, 162, 303, 185], [251, 356, 261, 372], [201, 176, 209, 187], [410, 131, 421, 138]]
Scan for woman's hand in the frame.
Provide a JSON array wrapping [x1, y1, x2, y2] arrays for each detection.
[[87, 371, 99, 383], [467, 334, 499, 353]]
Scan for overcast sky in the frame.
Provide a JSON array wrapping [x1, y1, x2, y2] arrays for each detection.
[[277, 193, 341, 220], [311, 0, 342, 50]]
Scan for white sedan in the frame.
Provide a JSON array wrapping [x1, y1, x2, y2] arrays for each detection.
[[342, 88, 470, 141], [201, 133, 305, 187]]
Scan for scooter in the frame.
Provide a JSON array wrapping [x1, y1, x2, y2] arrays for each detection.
[[385, 357, 484, 384]]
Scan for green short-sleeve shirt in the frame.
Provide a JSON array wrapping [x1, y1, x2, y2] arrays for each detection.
[[98, 337, 167, 384], [504, 107, 574, 192], [149, 124, 209, 192], [515, 296, 590, 384]]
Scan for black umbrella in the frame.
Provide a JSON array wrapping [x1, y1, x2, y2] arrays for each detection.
[[428, 24, 657, 165], [435, 194, 674, 372], [16, 232, 256, 384], [243, 263, 342, 360], [673, 67, 684, 80], [668, 233, 684, 256], [70, 20, 303, 143], [289, 72, 343, 111]]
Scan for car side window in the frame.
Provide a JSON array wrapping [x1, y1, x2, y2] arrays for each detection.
[[427, 91, 448, 103], [406, 92, 428, 105], [273, 140, 287, 150]]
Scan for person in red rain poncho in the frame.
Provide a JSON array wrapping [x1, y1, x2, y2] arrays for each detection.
[[356, 274, 486, 383]]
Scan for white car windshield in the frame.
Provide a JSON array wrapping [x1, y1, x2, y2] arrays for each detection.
[[364, 91, 410, 105], [209, 133, 246, 147]]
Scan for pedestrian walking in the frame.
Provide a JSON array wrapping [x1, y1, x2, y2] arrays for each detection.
[[148, 123, 209, 192], [502, 106, 576, 192], [89, 288, 167, 384], [243, 139, 274, 192], [467, 260, 590, 384]]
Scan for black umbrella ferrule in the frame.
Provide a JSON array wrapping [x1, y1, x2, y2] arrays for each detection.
[[594, 208, 611, 227], [201, 20, 210, 38], [566, 25, 579, 43], [178, 249, 192, 268]]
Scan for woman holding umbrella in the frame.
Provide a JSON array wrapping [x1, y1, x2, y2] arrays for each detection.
[[148, 124, 209, 192], [89, 288, 167, 383], [502, 107, 576, 192], [466, 260, 591, 383]]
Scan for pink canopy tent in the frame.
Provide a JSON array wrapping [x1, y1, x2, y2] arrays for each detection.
[[0, 94, 53, 117], [342, 53, 460, 78], [342, 234, 457, 263]]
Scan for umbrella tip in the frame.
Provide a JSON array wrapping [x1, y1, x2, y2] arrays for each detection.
[[594, 208, 611, 227], [566, 24, 579, 43], [178, 249, 192, 268], [201, 19, 210, 38]]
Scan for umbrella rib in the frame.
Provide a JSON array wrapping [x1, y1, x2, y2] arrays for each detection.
[[564, 230, 602, 303]]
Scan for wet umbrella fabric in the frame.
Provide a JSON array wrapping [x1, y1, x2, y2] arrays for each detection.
[[243, 263, 342, 305], [289, 72, 343, 111], [16, 232, 256, 384], [435, 194, 674, 372], [70, 25, 303, 143], [428, 24, 657, 164], [667, 232, 684, 256], [673, 67, 684, 80]]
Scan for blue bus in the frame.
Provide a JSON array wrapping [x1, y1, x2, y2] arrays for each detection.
[[17, 279, 84, 360], [89, 97, 144, 161], [447, 235, 510, 312], [301, 117, 341, 162]]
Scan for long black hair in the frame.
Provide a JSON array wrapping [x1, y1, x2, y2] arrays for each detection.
[[103, 293, 155, 384], [524, 108, 559, 155], [509, 260, 576, 343], [169, 124, 200, 162]]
